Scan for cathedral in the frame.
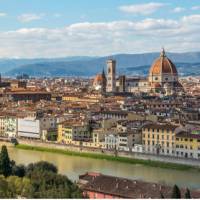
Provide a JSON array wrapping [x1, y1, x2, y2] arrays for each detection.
[[93, 49, 183, 96]]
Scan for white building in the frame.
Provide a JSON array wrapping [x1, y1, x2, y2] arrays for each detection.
[[18, 116, 57, 139]]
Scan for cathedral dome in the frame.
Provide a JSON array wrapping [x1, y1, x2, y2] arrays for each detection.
[[149, 49, 178, 75], [93, 74, 103, 85]]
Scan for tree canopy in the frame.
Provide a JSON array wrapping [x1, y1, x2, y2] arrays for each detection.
[[0, 146, 83, 198]]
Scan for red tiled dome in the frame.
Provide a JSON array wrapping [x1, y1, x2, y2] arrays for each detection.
[[93, 74, 103, 85], [149, 49, 178, 75]]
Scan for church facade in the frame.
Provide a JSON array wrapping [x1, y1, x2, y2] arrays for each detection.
[[93, 49, 183, 96]]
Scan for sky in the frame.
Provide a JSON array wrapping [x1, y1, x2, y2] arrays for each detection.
[[0, 0, 200, 58]]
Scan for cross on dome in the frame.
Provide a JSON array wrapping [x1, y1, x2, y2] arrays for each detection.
[[160, 47, 166, 57]]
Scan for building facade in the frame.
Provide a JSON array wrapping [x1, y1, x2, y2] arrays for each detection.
[[142, 123, 177, 156]]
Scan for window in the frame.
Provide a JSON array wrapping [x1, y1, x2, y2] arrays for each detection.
[[167, 142, 169, 147], [167, 150, 169, 154], [167, 135, 169, 140]]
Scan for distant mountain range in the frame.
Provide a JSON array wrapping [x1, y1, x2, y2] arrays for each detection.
[[2, 52, 200, 77]]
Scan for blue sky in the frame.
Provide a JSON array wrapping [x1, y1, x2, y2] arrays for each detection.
[[0, 0, 199, 58]]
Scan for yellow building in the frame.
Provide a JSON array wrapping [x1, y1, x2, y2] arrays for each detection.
[[57, 121, 92, 145], [62, 95, 100, 103], [142, 123, 178, 156], [175, 130, 200, 159]]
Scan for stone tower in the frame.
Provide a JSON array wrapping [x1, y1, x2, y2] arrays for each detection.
[[106, 59, 116, 92]]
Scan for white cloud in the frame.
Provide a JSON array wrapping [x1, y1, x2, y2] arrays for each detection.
[[191, 6, 200, 10], [0, 12, 7, 17], [18, 13, 45, 23], [0, 14, 200, 58], [119, 2, 165, 15], [172, 7, 185, 13]]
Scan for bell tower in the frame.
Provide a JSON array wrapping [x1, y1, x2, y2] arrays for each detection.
[[106, 59, 116, 92]]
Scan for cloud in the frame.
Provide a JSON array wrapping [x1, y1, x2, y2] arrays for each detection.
[[18, 13, 45, 23], [0, 12, 7, 17], [172, 7, 185, 13], [0, 14, 200, 58], [191, 6, 200, 10], [119, 2, 165, 15]]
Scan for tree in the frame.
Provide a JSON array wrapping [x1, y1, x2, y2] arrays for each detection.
[[0, 145, 12, 177], [171, 185, 181, 199], [185, 188, 191, 199], [26, 169, 83, 198], [26, 161, 57, 177], [0, 175, 15, 198], [46, 131, 57, 141], [12, 164, 26, 177]]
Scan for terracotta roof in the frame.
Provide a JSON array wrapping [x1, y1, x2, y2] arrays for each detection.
[[142, 123, 178, 130], [176, 131, 200, 139], [79, 172, 200, 198], [149, 49, 178, 75]]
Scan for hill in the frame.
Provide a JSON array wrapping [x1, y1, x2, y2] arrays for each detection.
[[4, 52, 200, 77]]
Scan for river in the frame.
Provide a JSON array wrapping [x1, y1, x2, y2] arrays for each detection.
[[6, 146, 200, 190]]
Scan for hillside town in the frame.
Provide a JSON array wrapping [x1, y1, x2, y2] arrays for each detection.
[[0, 49, 199, 162]]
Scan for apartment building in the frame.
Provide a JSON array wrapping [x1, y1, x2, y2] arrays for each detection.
[[57, 120, 92, 145], [175, 130, 200, 159], [142, 123, 178, 156]]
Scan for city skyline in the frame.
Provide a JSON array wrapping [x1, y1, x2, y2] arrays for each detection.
[[0, 0, 199, 58]]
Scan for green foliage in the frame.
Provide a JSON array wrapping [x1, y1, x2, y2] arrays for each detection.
[[26, 161, 58, 177], [46, 131, 57, 141], [0, 147, 83, 198], [25, 162, 82, 198], [6, 176, 34, 198], [0, 175, 15, 198], [171, 185, 181, 199], [0, 145, 12, 177], [185, 188, 191, 199], [11, 164, 26, 177]]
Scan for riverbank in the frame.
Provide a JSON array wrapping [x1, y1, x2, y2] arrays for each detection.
[[15, 143, 199, 171]]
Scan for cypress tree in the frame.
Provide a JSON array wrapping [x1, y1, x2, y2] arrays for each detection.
[[185, 188, 191, 199], [171, 185, 181, 199], [0, 145, 12, 177]]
